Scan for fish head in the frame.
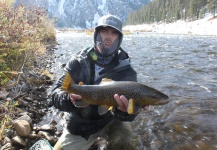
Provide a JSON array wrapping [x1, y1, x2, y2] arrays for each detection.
[[141, 85, 169, 105], [151, 92, 169, 105]]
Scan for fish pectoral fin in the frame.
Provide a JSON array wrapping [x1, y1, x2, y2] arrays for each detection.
[[127, 99, 140, 114], [73, 100, 88, 107], [98, 105, 111, 115], [108, 106, 113, 111]]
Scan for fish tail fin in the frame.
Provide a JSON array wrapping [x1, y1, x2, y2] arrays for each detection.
[[127, 99, 134, 114], [61, 73, 74, 91], [127, 99, 140, 114]]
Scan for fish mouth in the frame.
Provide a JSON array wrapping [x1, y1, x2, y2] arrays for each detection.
[[153, 94, 169, 105], [154, 93, 169, 105], [154, 99, 169, 105]]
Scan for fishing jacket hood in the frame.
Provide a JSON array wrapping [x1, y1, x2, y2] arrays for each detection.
[[51, 47, 138, 139]]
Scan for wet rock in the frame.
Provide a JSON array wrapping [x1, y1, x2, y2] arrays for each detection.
[[2, 137, 11, 145], [18, 112, 29, 117], [35, 85, 46, 92], [0, 142, 12, 150], [27, 112, 34, 119], [50, 120, 58, 126], [0, 105, 8, 114], [38, 109, 47, 116], [5, 129, 14, 138], [28, 108, 38, 114], [0, 90, 9, 100], [14, 120, 31, 137], [38, 131, 57, 145], [23, 97, 34, 102], [46, 80, 53, 85], [18, 99, 29, 107], [5, 97, 12, 102], [27, 132, 38, 139], [34, 124, 57, 135], [5, 119, 13, 127], [14, 107, 24, 113], [47, 99, 53, 107], [54, 131, 62, 137], [11, 136, 26, 148], [16, 114, 32, 124], [60, 63, 66, 68]]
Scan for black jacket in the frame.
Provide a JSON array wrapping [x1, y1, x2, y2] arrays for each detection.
[[51, 47, 138, 139]]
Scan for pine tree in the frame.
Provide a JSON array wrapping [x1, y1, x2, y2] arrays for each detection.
[[124, 0, 213, 25], [207, 0, 217, 17]]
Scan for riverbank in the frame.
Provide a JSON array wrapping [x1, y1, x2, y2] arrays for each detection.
[[0, 46, 58, 149], [123, 16, 217, 36]]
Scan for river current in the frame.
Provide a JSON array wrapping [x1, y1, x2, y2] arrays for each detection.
[[45, 31, 217, 150]]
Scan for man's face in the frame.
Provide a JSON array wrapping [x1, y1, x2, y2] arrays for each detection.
[[99, 27, 119, 49]]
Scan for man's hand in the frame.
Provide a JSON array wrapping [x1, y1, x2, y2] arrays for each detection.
[[114, 94, 128, 112], [114, 94, 150, 113]]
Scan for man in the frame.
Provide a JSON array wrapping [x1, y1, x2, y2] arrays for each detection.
[[52, 15, 147, 150]]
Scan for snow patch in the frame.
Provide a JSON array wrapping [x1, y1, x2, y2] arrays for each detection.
[[124, 15, 217, 36]]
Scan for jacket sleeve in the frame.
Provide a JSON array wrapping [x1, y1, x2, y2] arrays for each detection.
[[51, 57, 81, 112], [51, 75, 77, 112]]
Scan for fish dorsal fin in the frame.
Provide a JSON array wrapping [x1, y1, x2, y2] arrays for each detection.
[[98, 105, 112, 115], [127, 99, 140, 114], [99, 78, 114, 85], [102, 78, 113, 82]]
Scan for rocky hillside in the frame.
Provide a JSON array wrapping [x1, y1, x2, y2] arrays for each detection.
[[15, 0, 149, 28]]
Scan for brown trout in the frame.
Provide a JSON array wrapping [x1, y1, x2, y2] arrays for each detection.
[[61, 73, 169, 114]]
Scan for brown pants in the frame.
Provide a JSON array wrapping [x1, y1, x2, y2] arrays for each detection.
[[53, 119, 138, 150]]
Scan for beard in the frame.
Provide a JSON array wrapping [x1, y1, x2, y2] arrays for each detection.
[[95, 32, 120, 57]]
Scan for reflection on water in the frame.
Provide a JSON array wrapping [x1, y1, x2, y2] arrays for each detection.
[[46, 32, 217, 149]]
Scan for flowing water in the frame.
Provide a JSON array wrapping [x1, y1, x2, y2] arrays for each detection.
[[44, 31, 217, 150]]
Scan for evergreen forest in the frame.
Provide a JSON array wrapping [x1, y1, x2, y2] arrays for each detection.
[[125, 0, 217, 25]]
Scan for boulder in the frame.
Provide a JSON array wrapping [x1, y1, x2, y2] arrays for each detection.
[[14, 120, 31, 137]]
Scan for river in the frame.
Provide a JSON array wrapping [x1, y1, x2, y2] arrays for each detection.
[[44, 31, 217, 150]]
